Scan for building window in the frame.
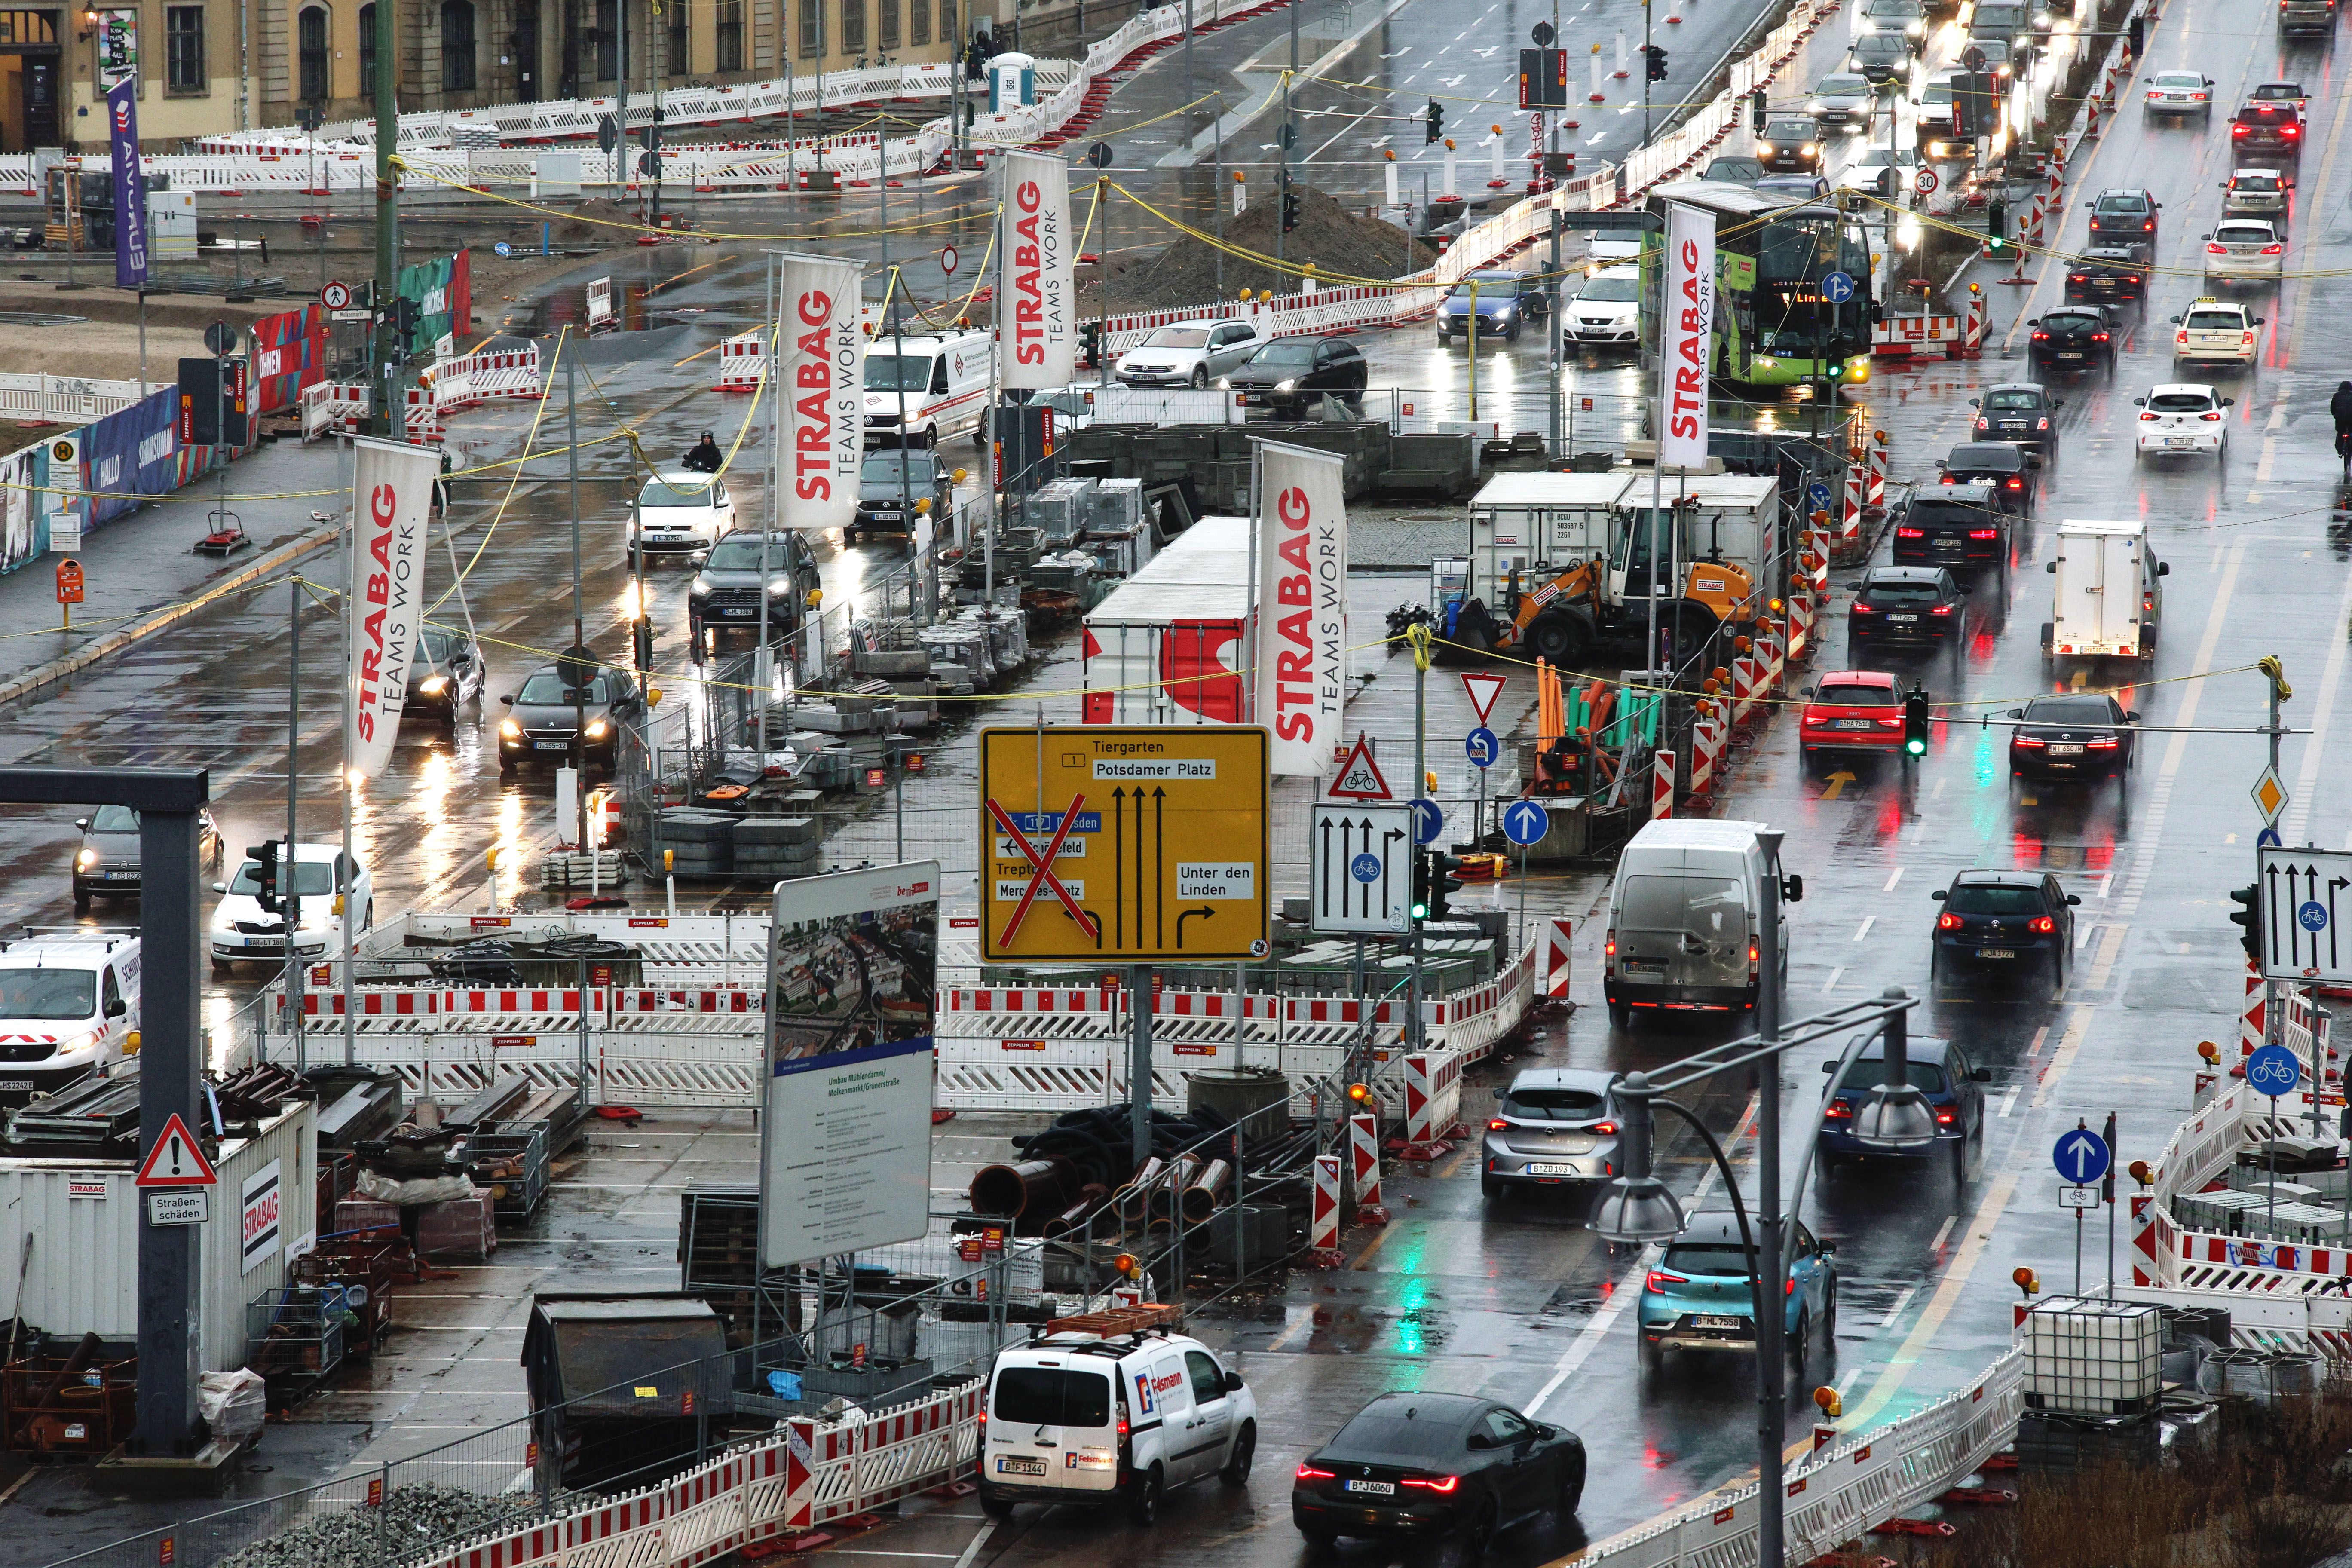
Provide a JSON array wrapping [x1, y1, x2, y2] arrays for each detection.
[[796, 0, 819, 55], [876, 0, 895, 49], [665, 0, 686, 71], [164, 5, 205, 91], [298, 5, 329, 98], [594, 0, 616, 77], [713, 0, 740, 69], [936, 0, 952, 46], [838, 0, 861, 54], [440, 0, 475, 86], [909, 0, 926, 47], [0, 11, 58, 42], [358, 2, 375, 94]]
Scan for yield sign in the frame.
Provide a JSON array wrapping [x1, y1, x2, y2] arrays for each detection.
[[1326, 735, 1393, 801], [1461, 671, 1507, 726], [134, 1113, 218, 1188]]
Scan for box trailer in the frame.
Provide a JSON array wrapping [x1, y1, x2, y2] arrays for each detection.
[[2044, 520, 2164, 662], [1080, 516, 1252, 725]]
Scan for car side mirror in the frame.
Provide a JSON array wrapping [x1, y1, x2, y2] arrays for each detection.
[[1931, 888, 1948, 900], [1972, 1066, 1994, 1082], [211, 881, 227, 894], [2168, 316, 2180, 325], [1967, 396, 1980, 407], [1823, 1060, 1838, 1072], [1819, 1240, 1838, 1256], [2224, 398, 2237, 407], [2066, 894, 2082, 906], [2132, 397, 2147, 407], [1844, 581, 1865, 592], [1224, 1369, 1246, 1391], [1782, 874, 1804, 903], [2006, 708, 2026, 719], [2126, 710, 2143, 723], [500, 693, 514, 704], [106, 998, 127, 1018], [2044, 562, 2057, 573], [2158, 562, 2170, 576], [2052, 399, 2065, 409], [2255, 317, 2266, 325], [1492, 1085, 1506, 1099], [74, 818, 90, 831], [1801, 685, 1816, 696]]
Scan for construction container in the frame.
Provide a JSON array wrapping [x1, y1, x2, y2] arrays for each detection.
[[0, 1102, 316, 1375], [2024, 1295, 2162, 1416], [1080, 516, 1250, 726], [523, 1294, 735, 1488]]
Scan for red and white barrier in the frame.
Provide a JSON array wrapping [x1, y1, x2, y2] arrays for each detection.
[[1963, 288, 1986, 357], [1651, 748, 1676, 819], [1350, 1112, 1387, 1223], [2242, 962, 2266, 1057], [1543, 918, 1574, 999], [426, 344, 545, 412], [717, 332, 769, 392], [1403, 1050, 1464, 1145], [1786, 589, 1815, 663], [1838, 461, 1865, 548], [1869, 311, 1966, 360], [1866, 438, 1888, 512], [1310, 1153, 1344, 1264]]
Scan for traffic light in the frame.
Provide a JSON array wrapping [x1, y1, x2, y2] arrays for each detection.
[[1750, 87, 1769, 125], [1902, 686, 1930, 757], [248, 841, 281, 914], [1079, 320, 1102, 368], [2229, 883, 2262, 965], [1427, 850, 1467, 922], [1410, 851, 1432, 922], [1984, 194, 2014, 260], [1425, 98, 1443, 144], [1281, 189, 1302, 233], [1643, 44, 1668, 81]]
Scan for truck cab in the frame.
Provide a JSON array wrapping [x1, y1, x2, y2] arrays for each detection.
[[0, 931, 141, 1101]]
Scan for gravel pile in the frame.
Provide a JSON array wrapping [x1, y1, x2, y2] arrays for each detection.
[[220, 1483, 538, 1568], [1091, 185, 1439, 313]]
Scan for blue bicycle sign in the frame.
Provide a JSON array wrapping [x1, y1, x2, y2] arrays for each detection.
[[1349, 852, 1381, 884], [2246, 1043, 2303, 1099]]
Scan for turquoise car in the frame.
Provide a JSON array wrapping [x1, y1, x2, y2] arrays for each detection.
[[1638, 1213, 1839, 1371]]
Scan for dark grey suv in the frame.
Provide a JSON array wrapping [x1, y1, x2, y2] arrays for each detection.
[[686, 531, 823, 657], [73, 803, 223, 911]]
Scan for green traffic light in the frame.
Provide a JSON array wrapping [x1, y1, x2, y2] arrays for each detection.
[[1411, 902, 1429, 920], [1906, 738, 1927, 756]]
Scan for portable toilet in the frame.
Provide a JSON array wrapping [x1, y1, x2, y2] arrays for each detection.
[[989, 51, 1036, 111]]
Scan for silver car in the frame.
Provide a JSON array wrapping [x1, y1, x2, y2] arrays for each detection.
[[1481, 1068, 1623, 1201], [1807, 73, 1874, 129], [1113, 317, 1265, 387], [2220, 168, 2290, 220]]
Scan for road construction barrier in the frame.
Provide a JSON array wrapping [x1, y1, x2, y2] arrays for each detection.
[[1785, 590, 1814, 664], [717, 332, 770, 392], [1651, 747, 1676, 819], [300, 380, 368, 438], [1870, 311, 1968, 360], [1963, 288, 1986, 355], [1838, 461, 1865, 548], [1543, 918, 1574, 999], [1403, 1050, 1465, 1144], [426, 344, 546, 412], [1311, 1154, 1343, 1256], [1866, 438, 1888, 511], [1350, 1113, 1387, 1222]]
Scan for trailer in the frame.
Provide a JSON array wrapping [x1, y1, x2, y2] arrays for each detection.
[[1079, 516, 1253, 726]]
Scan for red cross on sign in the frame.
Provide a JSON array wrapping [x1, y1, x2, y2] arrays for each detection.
[[984, 795, 1099, 949]]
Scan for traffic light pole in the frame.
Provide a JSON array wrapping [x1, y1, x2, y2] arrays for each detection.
[[1410, 638, 1427, 1052], [285, 575, 305, 1070], [1642, 0, 1653, 144], [1278, 0, 1296, 273]]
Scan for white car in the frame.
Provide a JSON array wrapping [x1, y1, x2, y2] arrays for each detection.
[[209, 841, 374, 973], [2173, 298, 2263, 362], [2133, 383, 2233, 459], [2220, 168, 2291, 220], [1115, 318, 1266, 388], [2144, 70, 2214, 117], [1566, 265, 1641, 349], [629, 471, 736, 561], [1836, 142, 1922, 197], [2203, 222, 2284, 284]]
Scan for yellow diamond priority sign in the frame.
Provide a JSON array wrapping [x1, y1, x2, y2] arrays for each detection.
[[978, 726, 1271, 962], [2251, 766, 2289, 824]]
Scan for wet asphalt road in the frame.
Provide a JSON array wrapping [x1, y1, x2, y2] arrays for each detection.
[[3, 0, 2352, 1556]]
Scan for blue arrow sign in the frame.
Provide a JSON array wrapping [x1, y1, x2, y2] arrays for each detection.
[[1822, 270, 1856, 303], [1501, 799, 1550, 847], [1807, 481, 1832, 508], [2052, 1127, 2111, 1185], [494, 241, 514, 258], [2246, 1042, 2303, 1099], [1409, 798, 1443, 845], [2258, 825, 2285, 848], [1466, 726, 1500, 769]]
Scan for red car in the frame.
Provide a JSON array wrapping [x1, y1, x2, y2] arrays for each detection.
[[1799, 670, 1904, 763]]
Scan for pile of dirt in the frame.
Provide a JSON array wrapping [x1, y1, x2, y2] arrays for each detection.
[[544, 197, 656, 246], [1088, 185, 1439, 312]]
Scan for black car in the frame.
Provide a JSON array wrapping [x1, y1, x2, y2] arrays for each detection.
[[2232, 101, 2305, 161], [1850, 31, 1912, 81], [1293, 1392, 1585, 1551], [1757, 117, 1824, 172], [1222, 335, 1369, 416], [1893, 485, 2007, 571], [1847, 566, 1964, 645], [2027, 307, 2117, 373], [498, 663, 649, 774], [2006, 692, 2138, 781], [852, 450, 956, 544], [73, 802, 224, 911], [1969, 383, 2061, 458], [1930, 870, 2081, 993], [406, 625, 485, 727], [687, 531, 823, 655], [1939, 441, 2037, 514], [2086, 189, 2159, 257], [2064, 245, 2148, 304]]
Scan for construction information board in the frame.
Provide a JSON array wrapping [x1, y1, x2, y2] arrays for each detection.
[[979, 726, 1271, 962], [760, 861, 940, 1269]]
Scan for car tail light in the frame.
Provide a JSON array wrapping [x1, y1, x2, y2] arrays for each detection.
[[2007, 477, 2023, 490], [1940, 475, 1957, 484], [2138, 411, 2158, 421], [2261, 244, 2283, 256], [1824, 1100, 1854, 1120], [1298, 1465, 1336, 1481], [1646, 1270, 1688, 1289], [2031, 331, 2049, 341], [1489, 1118, 1510, 1131], [1119, 1415, 1130, 1438], [2093, 332, 2110, 342], [2068, 272, 2088, 282], [2088, 736, 2120, 750], [2144, 592, 2156, 612], [2031, 916, 2057, 933], [2143, 219, 2155, 230], [2015, 733, 2047, 747], [1603, 930, 1617, 974], [979, 1410, 988, 1431], [1852, 602, 1876, 613], [1969, 528, 2000, 539], [1748, 943, 1761, 971], [1878, 717, 1904, 729], [1786, 1278, 1799, 1297], [1402, 1476, 1462, 1492], [2129, 275, 2143, 285], [1938, 912, 1963, 930], [1931, 604, 1954, 614], [2193, 91, 2207, 100], [1591, 1121, 1620, 1135], [1934, 1108, 1957, 1125], [2234, 122, 2249, 135], [2201, 410, 2224, 421], [2208, 242, 2229, 254], [1896, 526, 1925, 538], [2285, 124, 2301, 137]]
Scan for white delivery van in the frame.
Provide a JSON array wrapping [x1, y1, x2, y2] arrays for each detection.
[[2043, 520, 2167, 664], [979, 1306, 1257, 1524], [0, 930, 141, 1099], [863, 330, 993, 448], [1602, 819, 1795, 1027]]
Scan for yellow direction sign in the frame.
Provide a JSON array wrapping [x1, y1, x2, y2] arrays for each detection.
[[979, 726, 1271, 962]]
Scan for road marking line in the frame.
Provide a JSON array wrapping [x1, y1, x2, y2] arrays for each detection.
[[2076, 922, 2096, 952], [2032, 1005, 2097, 1109], [1884, 868, 1906, 892], [1351, 1220, 1401, 1271], [2027, 1024, 2052, 1058], [1844, 1166, 2019, 1427], [1997, 1086, 2021, 1118], [1823, 966, 1844, 993], [2097, 873, 2113, 899], [1931, 777, 1946, 799], [1836, 1366, 1863, 1394], [1930, 1216, 1956, 1250], [1853, 916, 1875, 942], [1878, 1282, 1919, 1328], [1267, 1305, 1314, 1351], [950, 1521, 997, 1568], [2085, 923, 2128, 990]]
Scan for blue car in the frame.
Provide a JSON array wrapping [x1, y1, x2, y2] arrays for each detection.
[[1437, 270, 1547, 345], [1817, 1034, 1989, 1177], [1637, 1213, 1838, 1372]]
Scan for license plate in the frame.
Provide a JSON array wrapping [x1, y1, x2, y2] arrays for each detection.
[[2056, 351, 2082, 359], [1887, 613, 1919, 622], [1934, 538, 1961, 547], [1526, 1162, 1580, 1176], [1694, 1315, 1743, 1330], [1833, 719, 1875, 730], [2166, 437, 2197, 448], [1621, 957, 1665, 975], [721, 607, 755, 617], [1976, 948, 2017, 959], [0, 1081, 31, 1090], [2047, 744, 2084, 756], [996, 1456, 1047, 1476], [104, 871, 137, 880], [535, 741, 569, 752], [1346, 1479, 1397, 1495]]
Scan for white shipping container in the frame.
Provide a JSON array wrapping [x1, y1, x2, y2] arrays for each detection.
[[2047, 520, 2150, 659], [2024, 1295, 2161, 1415], [0, 1102, 318, 1372], [1081, 517, 1253, 727]]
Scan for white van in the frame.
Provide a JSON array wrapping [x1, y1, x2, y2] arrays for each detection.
[[978, 1305, 1257, 1524], [1602, 819, 1795, 1027], [0, 930, 141, 1099], [863, 331, 993, 448], [2044, 520, 2166, 663]]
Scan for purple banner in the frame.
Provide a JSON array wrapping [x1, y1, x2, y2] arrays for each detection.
[[106, 77, 147, 291]]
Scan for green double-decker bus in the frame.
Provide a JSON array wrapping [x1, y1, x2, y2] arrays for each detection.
[[1641, 182, 1877, 393]]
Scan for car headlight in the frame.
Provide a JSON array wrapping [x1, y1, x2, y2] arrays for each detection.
[[1274, 378, 1298, 392], [1907, 18, 1923, 31], [767, 577, 795, 595], [499, 717, 523, 739], [585, 718, 610, 740], [1803, 143, 1819, 156], [1807, 100, 1825, 113], [419, 675, 448, 696], [56, 1029, 99, 1058], [76, 848, 98, 870], [689, 577, 713, 598]]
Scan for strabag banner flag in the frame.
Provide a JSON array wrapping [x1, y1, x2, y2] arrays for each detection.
[[998, 151, 1075, 390], [347, 437, 438, 777], [1657, 201, 1716, 471], [1253, 441, 1348, 777], [106, 77, 147, 292], [775, 252, 864, 532]]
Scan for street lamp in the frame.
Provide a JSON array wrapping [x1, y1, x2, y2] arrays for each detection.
[[1850, 986, 1938, 1148], [1589, 1072, 1687, 1245]]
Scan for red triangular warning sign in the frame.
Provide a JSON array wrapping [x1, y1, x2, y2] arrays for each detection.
[[1461, 671, 1508, 726], [1326, 735, 1393, 801], [135, 1113, 219, 1188]]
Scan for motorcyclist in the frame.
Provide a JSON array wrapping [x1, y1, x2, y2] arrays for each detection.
[[2333, 383, 2352, 465], [682, 431, 724, 473]]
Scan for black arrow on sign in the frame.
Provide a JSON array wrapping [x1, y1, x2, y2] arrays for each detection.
[[1382, 828, 1406, 920], [1176, 905, 1215, 948], [2267, 861, 2285, 966], [2330, 876, 2348, 971], [1320, 815, 1335, 921], [1112, 788, 1127, 950], [2303, 865, 2321, 969], [1153, 788, 1167, 950]]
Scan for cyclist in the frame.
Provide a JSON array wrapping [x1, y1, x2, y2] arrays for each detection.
[[2332, 382, 2352, 472]]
